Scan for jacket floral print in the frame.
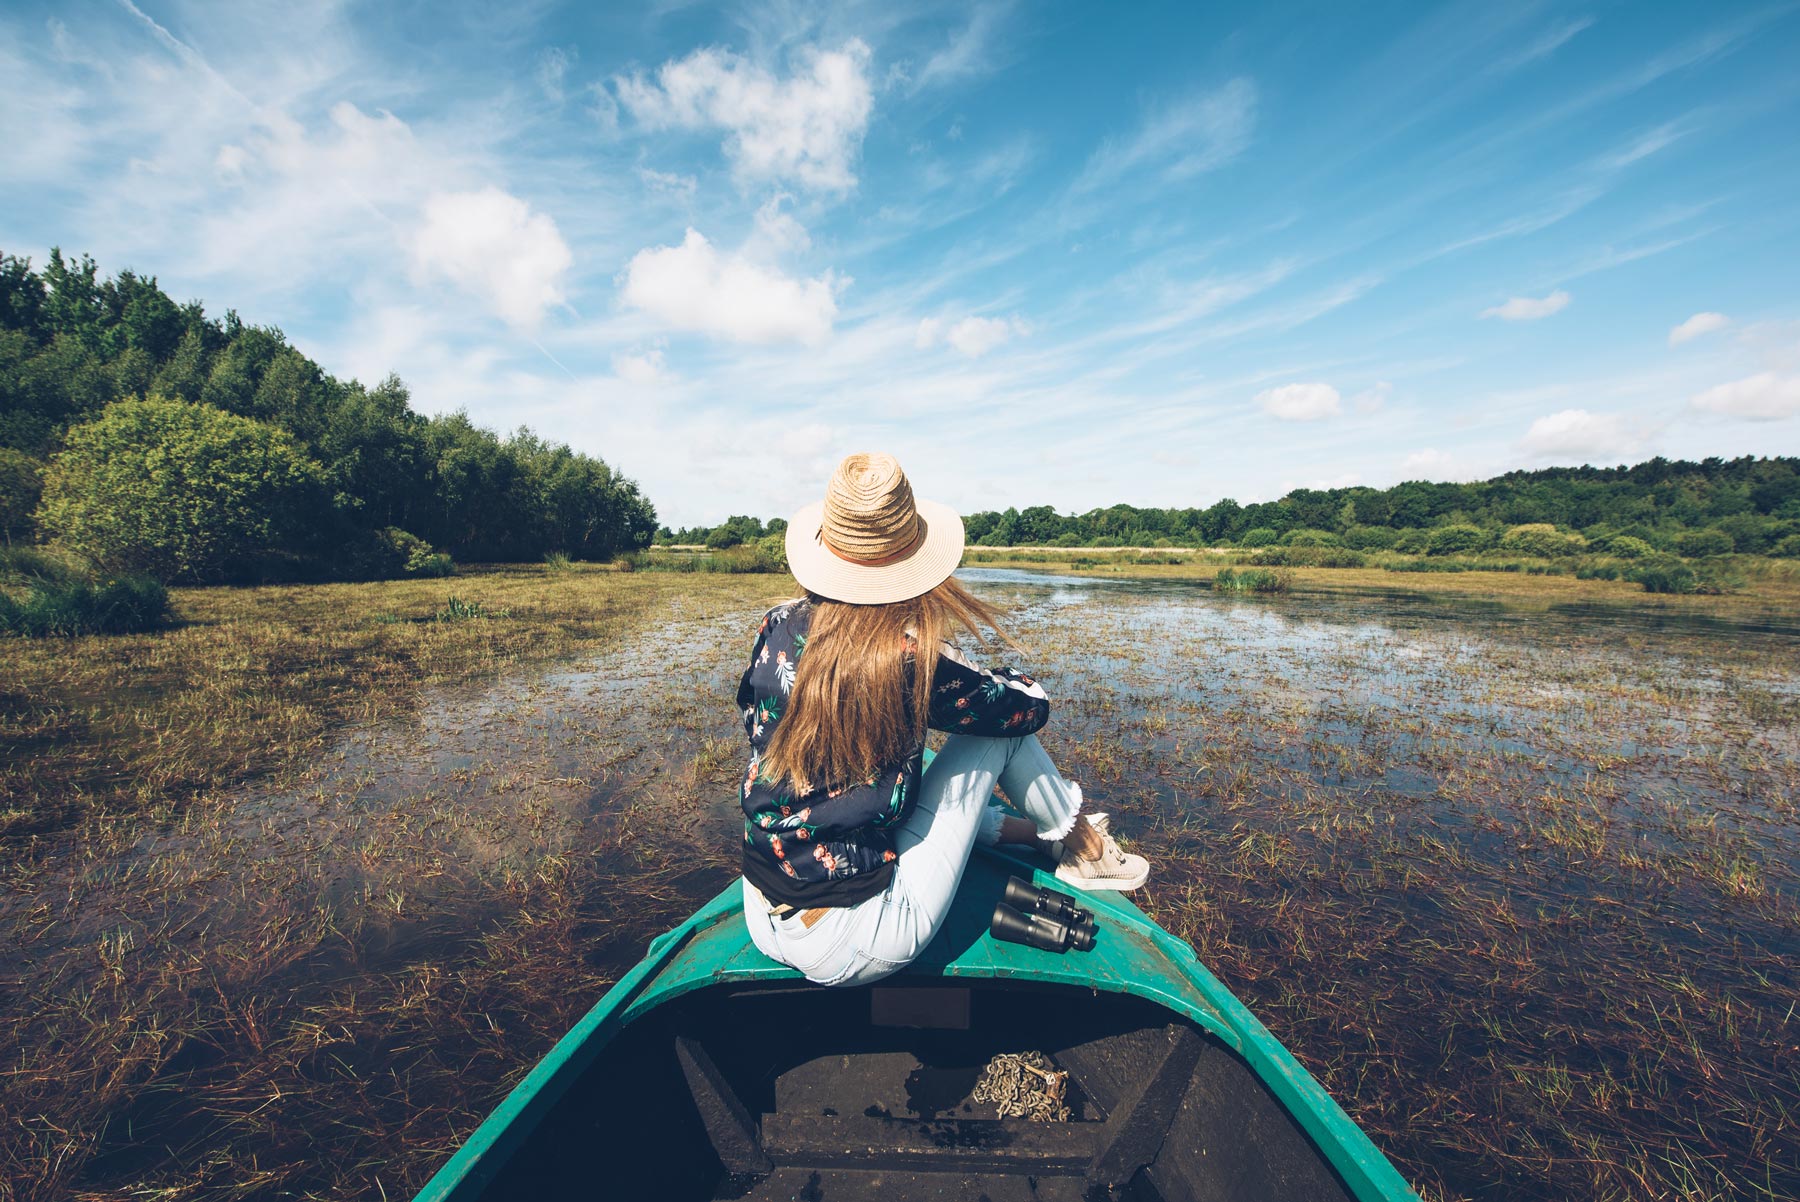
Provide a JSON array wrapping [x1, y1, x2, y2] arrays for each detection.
[[738, 597, 1050, 908]]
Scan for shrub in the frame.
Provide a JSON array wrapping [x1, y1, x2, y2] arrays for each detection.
[[1605, 536, 1655, 560], [0, 448, 44, 544], [753, 532, 789, 574], [1387, 559, 1464, 573], [1629, 558, 1697, 594], [1343, 525, 1400, 551], [0, 573, 169, 637], [543, 551, 573, 572], [35, 395, 322, 583], [409, 550, 455, 578], [1281, 528, 1340, 547], [1237, 527, 1279, 548], [1392, 528, 1429, 554], [1772, 534, 1800, 559], [1499, 523, 1588, 558], [1712, 512, 1790, 555], [1575, 564, 1620, 580], [1425, 524, 1493, 556], [1252, 546, 1367, 568], [1673, 527, 1734, 558], [341, 526, 453, 581]]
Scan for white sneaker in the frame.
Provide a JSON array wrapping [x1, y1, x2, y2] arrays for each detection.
[[1055, 827, 1149, 892], [1041, 812, 1107, 864]]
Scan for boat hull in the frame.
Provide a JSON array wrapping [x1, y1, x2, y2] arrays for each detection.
[[413, 843, 1419, 1201]]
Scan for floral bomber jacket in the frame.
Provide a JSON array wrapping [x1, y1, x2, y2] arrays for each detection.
[[737, 596, 1050, 909]]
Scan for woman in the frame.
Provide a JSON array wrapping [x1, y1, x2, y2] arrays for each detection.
[[739, 452, 1149, 988]]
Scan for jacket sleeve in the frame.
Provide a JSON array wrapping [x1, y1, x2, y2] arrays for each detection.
[[926, 642, 1049, 736], [736, 612, 771, 737]]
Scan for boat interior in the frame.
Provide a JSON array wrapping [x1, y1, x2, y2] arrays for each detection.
[[484, 977, 1358, 1201]]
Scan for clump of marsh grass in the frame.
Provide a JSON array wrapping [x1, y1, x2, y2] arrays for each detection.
[[1213, 567, 1292, 594], [0, 547, 170, 637], [436, 596, 511, 621]]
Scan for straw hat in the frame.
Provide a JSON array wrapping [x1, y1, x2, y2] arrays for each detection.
[[785, 452, 965, 605]]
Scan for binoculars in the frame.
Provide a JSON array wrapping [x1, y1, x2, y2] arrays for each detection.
[[989, 876, 1099, 953]]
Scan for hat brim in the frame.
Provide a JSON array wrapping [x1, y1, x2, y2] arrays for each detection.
[[785, 497, 965, 605]]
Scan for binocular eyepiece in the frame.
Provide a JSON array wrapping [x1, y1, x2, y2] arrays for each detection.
[[989, 876, 1099, 954], [1003, 876, 1095, 931]]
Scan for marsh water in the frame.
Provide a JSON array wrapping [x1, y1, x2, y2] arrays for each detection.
[[6, 568, 1797, 1200]]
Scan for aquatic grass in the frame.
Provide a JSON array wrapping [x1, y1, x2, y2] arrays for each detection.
[[1213, 567, 1293, 594], [0, 572, 170, 637], [4, 569, 1798, 1202], [435, 595, 511, 621]]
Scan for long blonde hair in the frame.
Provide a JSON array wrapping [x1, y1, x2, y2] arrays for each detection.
[[759, 576, 1021, 795]]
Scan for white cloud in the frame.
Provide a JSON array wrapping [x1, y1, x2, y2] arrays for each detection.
[[1669, 311, 1728, 346], [1518, 408, 1648, 460], [1077, 78, 1255, 190], [915, 314, 1030, 358], [614, 40, 872, 192], [620, 228, 841, 345], [1481, 290, 1571, 321], [612, 348, 668, 385], [1690, 373, 1800, 421], [1255, 381, 1341, 421], [1401, 449, 1466, 480], [409, 187, 572, 328]]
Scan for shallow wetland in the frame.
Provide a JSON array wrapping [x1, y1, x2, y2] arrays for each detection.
[[2, 565, 1796, 1201]]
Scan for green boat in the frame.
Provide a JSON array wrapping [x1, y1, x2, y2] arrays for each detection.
[[413, 827, 1421, 1201]]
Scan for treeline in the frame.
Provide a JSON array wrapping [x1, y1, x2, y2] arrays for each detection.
[[653, 458, 1800, 561], [0, 249, 656, 583], [654, 514, 787, 547], [958, 458, 1800, 556]]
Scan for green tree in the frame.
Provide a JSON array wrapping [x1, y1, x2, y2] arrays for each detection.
[[35, 396, 323, 582], [0, 448, 42, 543], [1498, 523, 1587, 557], [1425, 524, 1491, 556]]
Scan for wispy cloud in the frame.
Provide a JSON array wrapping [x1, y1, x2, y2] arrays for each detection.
[[1075, 78, 1256, 192], [907, 3, 1014, 93], [1498, 16, 1596, 72], [1482, 291, 1571, 321]]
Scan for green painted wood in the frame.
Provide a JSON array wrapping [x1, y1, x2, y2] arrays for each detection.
[[413, 761, 1421, 1202]]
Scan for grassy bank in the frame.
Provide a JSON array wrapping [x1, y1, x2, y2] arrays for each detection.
[[963, 545, 1800, 617], [0, 564, 784, 841]]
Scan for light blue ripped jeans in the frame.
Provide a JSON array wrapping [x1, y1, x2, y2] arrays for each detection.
[[742, 733, 1083, 987]]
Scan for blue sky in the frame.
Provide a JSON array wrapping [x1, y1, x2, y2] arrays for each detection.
[[3, 1, 1798, 527]]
